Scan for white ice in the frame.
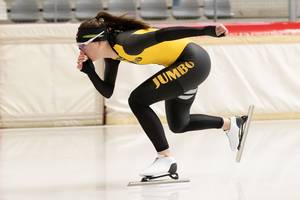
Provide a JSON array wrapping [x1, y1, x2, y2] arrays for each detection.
[[1, 120, 300, 200]]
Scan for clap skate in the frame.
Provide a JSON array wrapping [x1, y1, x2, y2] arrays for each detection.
[[226, 105, 254, 162], [128, 156, 190, 186], [236, 105, 254, 162]]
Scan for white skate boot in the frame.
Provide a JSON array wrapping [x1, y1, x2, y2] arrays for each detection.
[[128, 155, 191, 186], [225, 116, 244, 151], [139, 155, 178, 181]]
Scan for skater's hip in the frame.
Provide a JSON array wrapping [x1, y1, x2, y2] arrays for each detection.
[[165, 43, 211, 92]]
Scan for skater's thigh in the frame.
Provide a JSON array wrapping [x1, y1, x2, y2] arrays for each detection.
[[165, 88, 198, 129], [129, 67, 185, 106]]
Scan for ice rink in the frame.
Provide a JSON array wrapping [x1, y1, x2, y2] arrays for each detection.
[[1, 120, 300, 200]]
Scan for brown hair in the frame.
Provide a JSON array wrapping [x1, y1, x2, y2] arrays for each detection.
[[79, 11, 151, 32]]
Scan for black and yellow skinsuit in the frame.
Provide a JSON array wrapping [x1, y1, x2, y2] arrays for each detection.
[[78, 26, 225, 152]]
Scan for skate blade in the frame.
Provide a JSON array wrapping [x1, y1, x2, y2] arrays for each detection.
[[128, 178, 190, 187], [236, 105, 255, 163]]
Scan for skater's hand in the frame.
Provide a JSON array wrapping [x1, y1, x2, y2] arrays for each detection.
[[77, 51, 88, 71], [215, 24, 228, 37]]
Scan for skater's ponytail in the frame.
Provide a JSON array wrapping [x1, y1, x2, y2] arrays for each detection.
[[78, 11, 150, 32]]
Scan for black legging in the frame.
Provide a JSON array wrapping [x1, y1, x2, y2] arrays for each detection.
[[128, 43, 224, 152]]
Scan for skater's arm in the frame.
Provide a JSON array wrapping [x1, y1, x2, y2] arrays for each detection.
[[130, 26, 223, 42], [154, 24, 228, 42], [117, 24, 228, 53], [80, 58, 119, 98]]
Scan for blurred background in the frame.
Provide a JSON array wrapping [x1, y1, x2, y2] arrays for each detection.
[[0, 1, 300, 200], [0, 0, 299, 127], [0, 0, 299, 23]]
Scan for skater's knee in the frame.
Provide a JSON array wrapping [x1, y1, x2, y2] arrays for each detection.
[[168, 123, 186, 133], [129, 88, 154, 109], [167, 116, 189, 133], [128, 90, 143, 108]]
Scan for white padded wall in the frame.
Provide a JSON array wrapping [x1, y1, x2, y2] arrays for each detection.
[[0, 24, 104, 128]]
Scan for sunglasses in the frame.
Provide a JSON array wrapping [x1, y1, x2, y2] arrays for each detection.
[[77, 31, 105, 51]]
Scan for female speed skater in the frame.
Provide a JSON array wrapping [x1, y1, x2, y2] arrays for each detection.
[[76, 11, 247, 182]]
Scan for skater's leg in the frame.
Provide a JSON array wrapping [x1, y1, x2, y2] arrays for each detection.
[[165, 91, 226, 133], [165, 95, 244, 151], [163, 43, 229, 133], [128, 66, 185, 153], [222, 118, 231, 131], [132, 43, 230, 180], [158, 149, 172, 157]]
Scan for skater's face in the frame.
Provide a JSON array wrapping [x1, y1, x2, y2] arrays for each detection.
[[80, 41, 106, 61], [77, 26, 107, 61]]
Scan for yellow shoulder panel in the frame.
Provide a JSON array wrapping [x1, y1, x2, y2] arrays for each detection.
[[132, 28, 158, 35]]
